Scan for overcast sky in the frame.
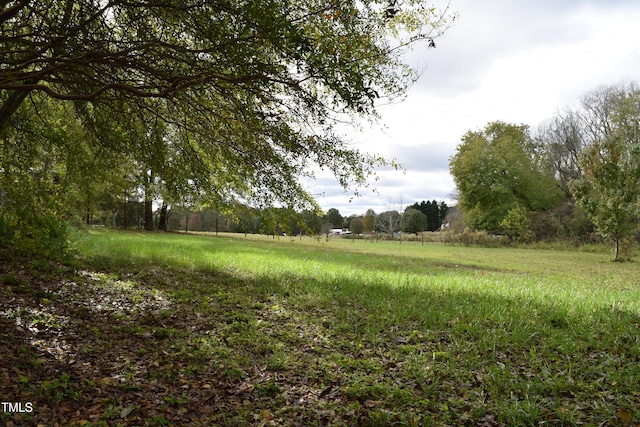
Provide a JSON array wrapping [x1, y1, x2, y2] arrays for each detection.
[[312, 0, 640, 217]]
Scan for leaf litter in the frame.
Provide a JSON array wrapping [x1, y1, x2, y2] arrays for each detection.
[[1, 248, 640, 426]]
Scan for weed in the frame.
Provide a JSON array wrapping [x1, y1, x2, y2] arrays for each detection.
[[3, 272, 23, 287], [146, 415, 171, 426], [100, 405, 121, 420], [163, 394, 188, 406], [41, 372, 73, 400], [153, 327, 178, 339], [255, 378, 280, 396]]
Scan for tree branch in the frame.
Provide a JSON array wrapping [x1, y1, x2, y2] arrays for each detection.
[[0, 0, 29, 24]]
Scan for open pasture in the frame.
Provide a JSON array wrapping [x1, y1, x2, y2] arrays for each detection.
[[2, 230, 640, 426]]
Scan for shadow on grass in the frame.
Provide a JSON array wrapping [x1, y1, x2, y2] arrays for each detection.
[[3, 240, 640, 426]]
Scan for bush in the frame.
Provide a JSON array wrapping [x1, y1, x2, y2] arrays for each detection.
[[0, 212, 71, 259], [444, 229, 511, 247], [499, 207, 534, 243]]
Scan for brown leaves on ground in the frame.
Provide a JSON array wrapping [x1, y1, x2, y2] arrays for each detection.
[[2, 247, 639, 426], [0, 251, 412, 426]]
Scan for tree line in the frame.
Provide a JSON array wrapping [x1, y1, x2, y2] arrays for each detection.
[[450, 82, 640, 260], [322, 201, 449, 236], [100, 200, 450, 239]]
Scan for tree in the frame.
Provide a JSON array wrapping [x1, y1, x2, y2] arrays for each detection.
[[324, 208, 343, 229], [1, 3, 450, 190], [230, 205, 259, 235], [350, 216, 364, 235], [535, 109, 586, 198], [342, 214, 356, 230], [301, 210, 323, 236], [438, 201, 449, 228], [571, 83, 640, 261], [408, 200, 449, 231], [259, 208, 281, 237], [129, 108, 170, 231], [424, 200, 440, 231], [1, 1, 453, 250], [363, 209, 377, 234], [450, 121, 562, 232], [0, 92, 138, 253], [402, 208, 426, 234], [1, 1, 450, 122], [375, 210, 401, 237]]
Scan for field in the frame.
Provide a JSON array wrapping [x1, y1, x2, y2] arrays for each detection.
[[2, 230, 640, 426]]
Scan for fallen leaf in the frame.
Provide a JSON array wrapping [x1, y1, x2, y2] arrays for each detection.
[[617, 409, 632, 423], [120, 405, 135, 418], [261, 409, 274, 421]]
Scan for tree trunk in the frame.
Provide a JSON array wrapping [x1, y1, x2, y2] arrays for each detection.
[[158, 203, 168, 231], [144, 198, 154, 231], [123, 193, 128, 229], [0, 88, 32, 135], [614, 238, 620, 261], [85, 206, 93, 225]]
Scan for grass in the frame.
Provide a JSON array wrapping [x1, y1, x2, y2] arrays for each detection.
[[3, 229, 640, 426]]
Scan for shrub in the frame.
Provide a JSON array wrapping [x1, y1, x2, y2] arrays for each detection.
[[0, 212, 71, 259], [499, 207, 534, 243], [444, 229, 510, 247]]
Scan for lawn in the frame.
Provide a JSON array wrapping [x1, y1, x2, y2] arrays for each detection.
[[1, 230, 639, 426]]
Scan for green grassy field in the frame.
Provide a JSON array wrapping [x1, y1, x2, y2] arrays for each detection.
[[2, 230, 640, 426]]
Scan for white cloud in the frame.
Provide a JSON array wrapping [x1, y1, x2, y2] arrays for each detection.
[[314, 0, 640, 217]]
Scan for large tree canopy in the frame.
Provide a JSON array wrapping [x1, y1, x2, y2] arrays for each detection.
[[1, 1, 447, 109], [450, 121, 561, 232], [0, 0, 452, 249]]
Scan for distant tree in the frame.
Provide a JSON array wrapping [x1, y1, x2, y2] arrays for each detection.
[[321, 223, 334, 242], [450, 121, 562, 232], [343, 214, 357, 230], [573, 138, 640, 259], [259, 208, 279, 237], [200, 210, 231, 233], [115, 200, 145, 229], [443, 206, 465, 233], [231, 205, 259, 235], [536, 109, 586, 198], [363, 209, 377, 234], [408, 200, 449, 231], [184, 213, 202, 232], [376, 210, 401, 238], [302, 210, 323, 235], [438, 201, 449, 228], [402, 209, 427, 234], [425, 200, 440, 231], [324, 208, 343, 229], [350, 217, 364, 235]]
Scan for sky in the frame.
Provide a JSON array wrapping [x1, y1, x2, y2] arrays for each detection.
[[312, 0, 640, 217]]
